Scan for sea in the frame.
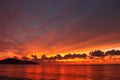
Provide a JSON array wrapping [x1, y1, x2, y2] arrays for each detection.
[[0, 64, 120, 80]]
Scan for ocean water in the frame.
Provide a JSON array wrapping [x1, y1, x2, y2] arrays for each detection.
[[0, 64, 120, 80]]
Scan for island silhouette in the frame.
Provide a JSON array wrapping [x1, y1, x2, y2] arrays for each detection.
[[0, 58, 37, 64]]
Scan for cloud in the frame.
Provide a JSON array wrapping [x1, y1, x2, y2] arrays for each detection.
[[89, 50, 104, 57], [0, 0, 120, 58]]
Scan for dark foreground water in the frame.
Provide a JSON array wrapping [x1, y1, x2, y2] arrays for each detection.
[[0, 64, 120, 80]]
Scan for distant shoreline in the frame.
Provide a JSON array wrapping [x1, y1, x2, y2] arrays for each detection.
[[37, 62, 120, 66], [1, 63, 120, 66], [0, 58, 120, 66]]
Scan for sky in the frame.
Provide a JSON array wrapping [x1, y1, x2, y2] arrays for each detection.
[[0, 0, 120, 58]]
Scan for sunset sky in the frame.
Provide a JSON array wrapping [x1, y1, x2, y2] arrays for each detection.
[[0, 0, 120, 58]]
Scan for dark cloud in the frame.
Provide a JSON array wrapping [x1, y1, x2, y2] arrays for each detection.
[[105, 50, 120, 56], [89, 50, 104, 57]]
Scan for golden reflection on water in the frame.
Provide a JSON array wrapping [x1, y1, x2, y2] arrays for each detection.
[[0, 65, 120, 80]]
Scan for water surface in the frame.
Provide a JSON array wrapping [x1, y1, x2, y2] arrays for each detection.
[[0, 64, 120, 80]]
